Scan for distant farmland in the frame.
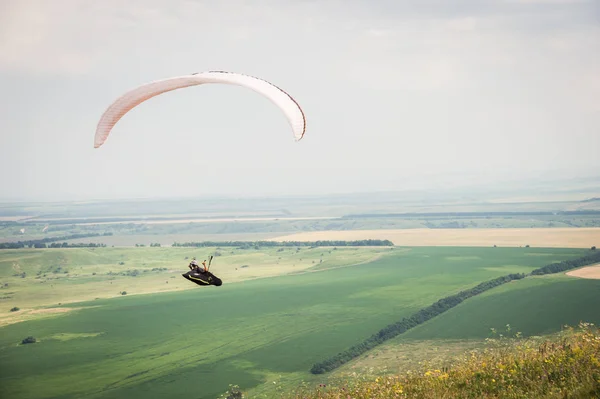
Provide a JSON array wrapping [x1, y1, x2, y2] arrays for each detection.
[[271, 227, 600, 248], [566, 264, 600, 279]]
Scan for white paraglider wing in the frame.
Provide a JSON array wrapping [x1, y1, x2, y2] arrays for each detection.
[[94, 71, 306, 148]]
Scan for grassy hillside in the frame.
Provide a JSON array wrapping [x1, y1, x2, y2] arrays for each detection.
[[0, 247, 590, 399], [284, 323, 600, 399], [324, 272, 600, 380]]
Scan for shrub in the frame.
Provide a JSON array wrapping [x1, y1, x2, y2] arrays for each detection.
[[21, 336, 36, 344]]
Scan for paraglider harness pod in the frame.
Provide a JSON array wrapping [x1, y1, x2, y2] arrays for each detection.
[[182, 256, 222, 287]]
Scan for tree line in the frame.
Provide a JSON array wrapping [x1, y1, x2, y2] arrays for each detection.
[[46, 242, 107, 248], [530, 250, 600, 275], [310, 249, 600, 374], [0, 232, 113, 249], [172, 239, 394, 248]]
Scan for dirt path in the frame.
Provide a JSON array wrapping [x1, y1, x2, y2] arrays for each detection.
[[0, 307, 90, 328]]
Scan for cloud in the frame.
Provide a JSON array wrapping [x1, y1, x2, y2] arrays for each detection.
[[0, 0, 596, 77], [0, 0, 598, 200], [506, 0, 590, 4], [444, 16, 480, 32]]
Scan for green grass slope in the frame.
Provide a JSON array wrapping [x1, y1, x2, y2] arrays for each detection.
[[0, 247, 590, 399], [285, 324, 600, 399]]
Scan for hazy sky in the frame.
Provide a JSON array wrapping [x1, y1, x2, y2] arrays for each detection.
[[1, 0, 598, 201]]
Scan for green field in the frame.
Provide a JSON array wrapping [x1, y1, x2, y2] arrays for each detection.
[[328, 270, 600, 384], [401, 273, 600, 340], [0, 246, 390, 323], [0, 246, 593, 399]]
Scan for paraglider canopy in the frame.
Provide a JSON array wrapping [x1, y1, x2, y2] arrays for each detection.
[[94, 71, 306, 148]]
